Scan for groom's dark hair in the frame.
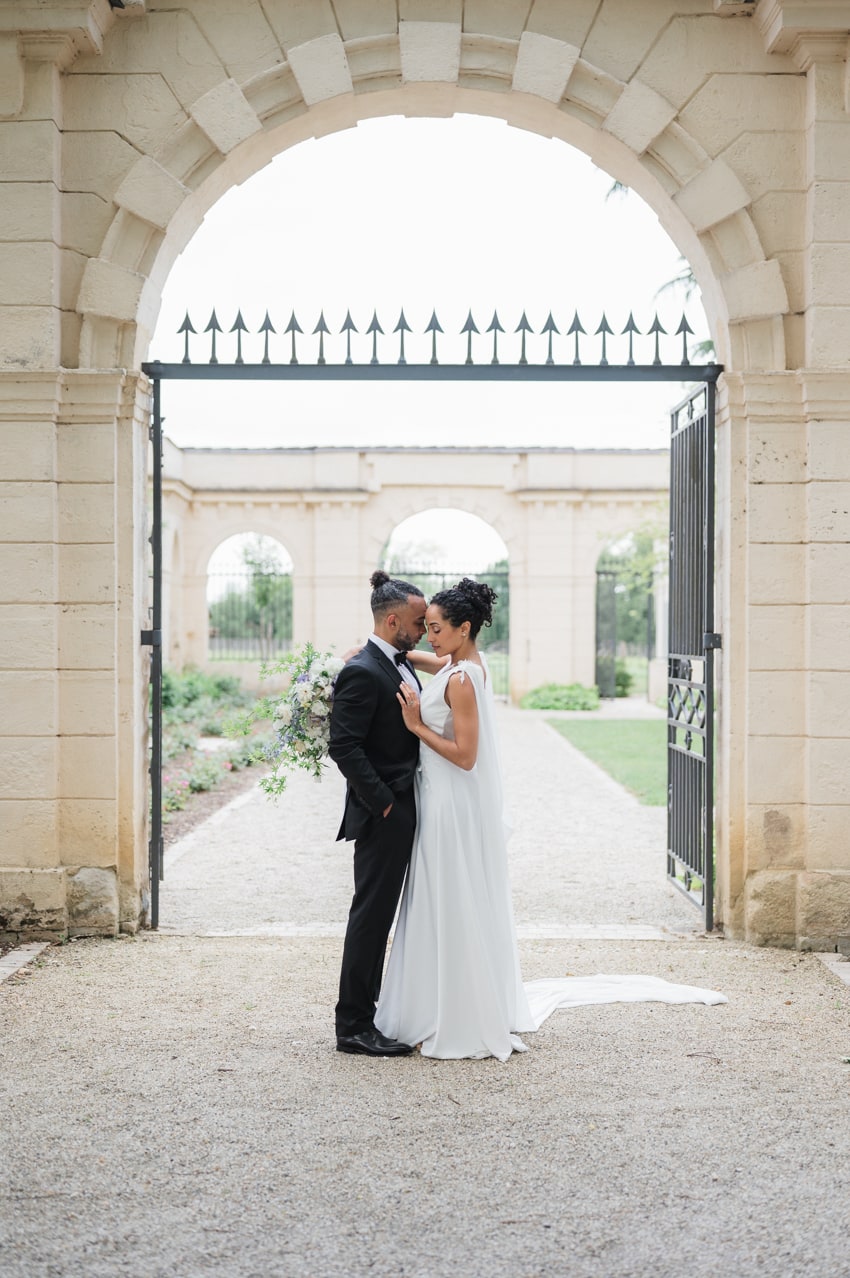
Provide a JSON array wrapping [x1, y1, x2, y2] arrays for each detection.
[[370, 570, 424, 618]]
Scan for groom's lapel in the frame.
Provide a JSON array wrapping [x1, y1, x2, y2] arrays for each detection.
[[364, 639, 405, 695]]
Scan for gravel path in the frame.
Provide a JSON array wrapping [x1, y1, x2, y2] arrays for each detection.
[[3, 706, 850, 1277]]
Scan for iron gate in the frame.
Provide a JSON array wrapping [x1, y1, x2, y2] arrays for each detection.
[[667, 384, 720, 929], [142, 306, 721, 929]]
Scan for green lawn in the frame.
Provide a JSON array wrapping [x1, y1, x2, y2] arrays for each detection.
[[548, 719, 667, 806]]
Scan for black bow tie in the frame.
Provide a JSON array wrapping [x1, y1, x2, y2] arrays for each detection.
[[394, 651, 409, 666]]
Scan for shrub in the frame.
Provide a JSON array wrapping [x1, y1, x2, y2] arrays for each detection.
[[520, 683, 600, 712], [163, 770, 191, 811], [615, 661, 634, 698], [186, 755, 228, 793]]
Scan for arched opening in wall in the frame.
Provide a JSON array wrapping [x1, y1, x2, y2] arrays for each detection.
[[206, 534, 293, 669], [382, 508, 510, 698]]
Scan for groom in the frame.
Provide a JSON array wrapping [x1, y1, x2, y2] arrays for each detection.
[[328, 571, 427, 1056]]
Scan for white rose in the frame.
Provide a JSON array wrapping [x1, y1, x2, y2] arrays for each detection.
[[326, 657, 344, 676], [311, 700, 329, 717], [275, 702, 293, 726], [297, 684, 312, 706]]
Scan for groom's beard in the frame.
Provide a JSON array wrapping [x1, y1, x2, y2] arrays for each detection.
[[394, 628, 420, 653]]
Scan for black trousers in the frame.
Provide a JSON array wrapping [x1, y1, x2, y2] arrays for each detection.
[[335, 786, 417, 1037]]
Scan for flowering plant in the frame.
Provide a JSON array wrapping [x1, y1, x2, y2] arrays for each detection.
[[230, 643, 345, 798]]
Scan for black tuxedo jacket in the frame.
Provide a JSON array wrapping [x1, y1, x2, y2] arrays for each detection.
[[328, 641, 421, 842]]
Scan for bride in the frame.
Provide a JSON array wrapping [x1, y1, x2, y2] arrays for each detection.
[[373, 578, 725, 1062]]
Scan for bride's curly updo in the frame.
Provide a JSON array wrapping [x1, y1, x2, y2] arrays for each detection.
[[429, 577, 497, 640]]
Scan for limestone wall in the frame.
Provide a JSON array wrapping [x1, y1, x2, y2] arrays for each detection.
[[0, 0, 849, 947]]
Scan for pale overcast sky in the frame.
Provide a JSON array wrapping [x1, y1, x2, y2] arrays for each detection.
[[151, 114, 710, 457]]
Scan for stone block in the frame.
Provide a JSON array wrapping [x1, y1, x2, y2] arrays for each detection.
[[808, 672, 850, 738], [722, 260, 789, 323], [0, 31, 24, 118], [113, 156, 189, 232], [57, 482, 114, 545], [512, 31, 579, 103], [399, 20, 461, 83], [0, 182, 55, 241], [0, 120, 58, 182], [58, 670, 115, 736], [743, 868, 798, 947], [810, 181, 850, 243], [0, 800, 57, 869], [723, 133, 805, 201], [604, 80, 677, 156], [64, 73, 187, 156], [747, 604, 804, 671], [58, 545, 115, 604], [0, 482, 56, 542], [808, 244, 850, 307], [748, 481, 805, 544], [745, 805, 806, 872], [807, 543, 850, 604], [180, 3, 283, 84], [287, 34, 353, 105], [807, 421, 850, 483], [56, 423, 115, 484], [92, 9, 224, 110], [0, 672, 57, 736], [674, 158, 751, 234], [748, 543, 805, 606], [0, 605, 57, 669], [66, 866, 118, 937], [747, 735, 806, 805], [58, 603, 115, 669], [809, 122, 850, 184], [189, 80, 263, 154], [809, 739, 850, 806], [0, 738, 57, 801], [0, 243, 58, 308], [807, 807, 850, 872], [59, 799, 116, 868], [808, 481, 850, 542], [797, 872, 850, 950], [0, 545, 56, 604], [0, 305, 60, 370], [0, 867, 66, 939], [0, 422, 54, 482], [748, 671, 805, 736], [680, 73, 805, 156], [581, 0, 668, 83], [808, 605, 850, 672], [62, 130, 137, 204], [806, 305, 850, 369], [58, 736, 116, 800], [77, 259, 145, 325], [749, 422, 806, 484], [751, 192, 807, 257], [525, 0, 598, 45]]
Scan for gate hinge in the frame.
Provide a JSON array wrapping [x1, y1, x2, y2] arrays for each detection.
[[703, 632, 722, 650], [140, 629, 162, 647]]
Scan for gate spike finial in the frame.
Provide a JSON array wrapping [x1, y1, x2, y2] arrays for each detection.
[[284, 310, 302, 365], [621, 311, 640, 367], [425, 310, 443, 366], [313, 310, 330, 366], [340, 309, 358, 366], [648, 313, 667, 366], [393, 309, 411, 365], [675, 313, 694, 366], [366, 310, 384, 365], [567, 311, 586, 365], [541, 311, 560, 366], [259, 310, 276, 365], [177, 311, 196, 364], [486, 310, 504, 365], [514, 311, 533, 366], [595, 313, 613, 367], [230, 309, 248, 365], [204, 308, 222, 364], [461, 309, 479, 366]]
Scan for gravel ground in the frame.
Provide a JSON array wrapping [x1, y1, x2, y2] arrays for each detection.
[[3, 704, 850, 1277]]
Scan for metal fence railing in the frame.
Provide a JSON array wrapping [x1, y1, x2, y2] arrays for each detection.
[[207, 568, 293, 661]]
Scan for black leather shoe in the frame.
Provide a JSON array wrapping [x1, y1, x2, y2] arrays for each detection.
[[336, 1028, 413, 1056]]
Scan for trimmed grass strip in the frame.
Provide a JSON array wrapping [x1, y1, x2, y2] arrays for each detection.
[[548, 719, 667, 807]]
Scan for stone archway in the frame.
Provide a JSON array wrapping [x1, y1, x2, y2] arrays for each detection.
[[2, 1, 848, 949]]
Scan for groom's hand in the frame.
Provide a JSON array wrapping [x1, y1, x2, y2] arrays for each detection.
[[382, 802, 393, 818]]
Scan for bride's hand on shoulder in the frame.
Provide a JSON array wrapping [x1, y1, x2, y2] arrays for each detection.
[[342, 643, 364, 662], [396, 684, 422, 733]]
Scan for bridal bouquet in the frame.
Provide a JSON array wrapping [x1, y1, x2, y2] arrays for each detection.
[[231, 643, 345, 798]]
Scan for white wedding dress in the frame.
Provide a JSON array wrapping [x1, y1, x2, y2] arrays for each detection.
[[374, 658, 726, 1062]]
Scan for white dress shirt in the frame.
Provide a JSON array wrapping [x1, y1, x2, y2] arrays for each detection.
[[369, 633, 420, 692]]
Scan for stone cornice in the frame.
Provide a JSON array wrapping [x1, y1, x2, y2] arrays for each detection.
[[756, 0, 850, 67], [0, 1, 127, 67]]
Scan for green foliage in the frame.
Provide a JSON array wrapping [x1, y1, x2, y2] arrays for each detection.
[[521, 682, 600, 711], [598, 520, 666, 652], [547, 719, 667, 806], [615, 660, 634, 698], [161, 667, 247, 710]]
